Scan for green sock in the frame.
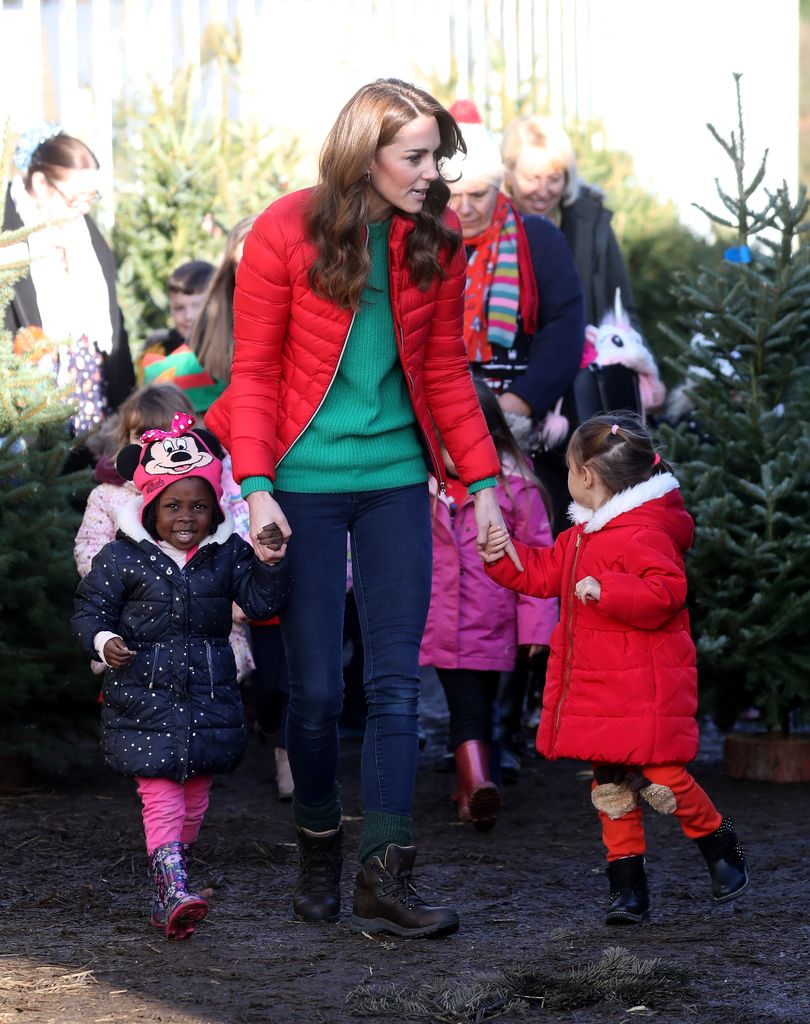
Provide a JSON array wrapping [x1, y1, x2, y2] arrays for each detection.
[[292, 785, 342, 833], [358, 810, 412, 864]]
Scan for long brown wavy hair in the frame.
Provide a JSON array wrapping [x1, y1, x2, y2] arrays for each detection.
[[190, 215, 257, 383], [306, 78, 466, 310]]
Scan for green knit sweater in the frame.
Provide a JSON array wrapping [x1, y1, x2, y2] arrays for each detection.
[[241, 219, 496, 497]]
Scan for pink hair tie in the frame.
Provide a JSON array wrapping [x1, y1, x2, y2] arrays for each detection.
[[653, 452, 661, 466], [610, 423, 619, 435]]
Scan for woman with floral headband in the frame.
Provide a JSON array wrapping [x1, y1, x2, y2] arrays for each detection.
[[3, 124, 134, 434]]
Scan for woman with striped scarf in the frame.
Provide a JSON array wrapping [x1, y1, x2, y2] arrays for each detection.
[[438, 101, 585, 793]]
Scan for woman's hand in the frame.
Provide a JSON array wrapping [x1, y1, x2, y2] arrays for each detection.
[[498, 392, 532, 418], [473, 487, 523, 570], [232, 602, 248, 625], [575, 576, 601, 604], [246, 491, 291, 564], [103, 637, 135, 668]]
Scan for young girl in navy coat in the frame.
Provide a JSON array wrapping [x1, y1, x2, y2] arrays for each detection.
[[72, 412, 290, 940], [482, 413, 749, 924]]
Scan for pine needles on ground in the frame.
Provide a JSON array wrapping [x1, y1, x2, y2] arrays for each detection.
[[345, 945, 690, 1021]]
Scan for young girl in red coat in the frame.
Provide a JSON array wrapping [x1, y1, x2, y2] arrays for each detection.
[[483, 412, 749, 924], [421, 380, 557, 830]]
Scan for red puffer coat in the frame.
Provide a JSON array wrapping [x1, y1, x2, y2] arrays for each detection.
[[204, 188, 499, 488], [485, 473, 699, 766]]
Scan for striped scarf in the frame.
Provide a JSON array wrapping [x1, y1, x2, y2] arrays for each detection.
[[462, 193, 538, 363]]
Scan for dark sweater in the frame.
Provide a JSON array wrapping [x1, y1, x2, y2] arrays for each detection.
[[471, 214, 585, 418]]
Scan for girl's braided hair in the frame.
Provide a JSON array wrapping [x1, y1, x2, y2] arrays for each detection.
[[567, 411, 674, 497]]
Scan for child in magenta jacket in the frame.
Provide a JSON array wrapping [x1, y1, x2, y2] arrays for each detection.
[[421, 380, 557, 829], [482, 412, 749, 924]]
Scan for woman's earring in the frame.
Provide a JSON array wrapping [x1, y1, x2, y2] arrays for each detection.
[[365, 169, 371, 181]]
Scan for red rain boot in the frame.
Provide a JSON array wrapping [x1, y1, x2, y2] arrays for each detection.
[[453, 740, 501, 832]]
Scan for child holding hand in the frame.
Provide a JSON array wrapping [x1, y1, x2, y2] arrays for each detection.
[[72, 413, 290, 940], [483, 412, 749, 924], [421, 380, 557, 831]]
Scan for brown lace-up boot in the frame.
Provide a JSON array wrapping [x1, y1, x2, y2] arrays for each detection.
[[350, 844, 459, 938]]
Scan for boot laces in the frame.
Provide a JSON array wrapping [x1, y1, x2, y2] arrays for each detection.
[[300, 848, 341, 888], [379, 871, 421, 910]]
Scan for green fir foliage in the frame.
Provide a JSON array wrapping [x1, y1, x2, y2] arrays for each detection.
[[657, 76, 810, 733], [572, 124, 727, 382], [0, 125, 96, 773], [113, 59, 298, 350]]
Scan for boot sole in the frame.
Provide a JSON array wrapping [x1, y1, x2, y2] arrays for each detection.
[[468, 786, 501, 829], [293, 909, 340, 924], [166, 899, 208, 940], [605, 910, 650, 925], [713, 871, 750, 904], [349, 914, 459, 938]]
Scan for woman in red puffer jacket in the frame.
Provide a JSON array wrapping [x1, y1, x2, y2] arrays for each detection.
[[205, 78, 523, 940], [484, 413, 750, 926]]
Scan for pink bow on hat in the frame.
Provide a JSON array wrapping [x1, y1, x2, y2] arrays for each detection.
[[140, 412, 196, 444]]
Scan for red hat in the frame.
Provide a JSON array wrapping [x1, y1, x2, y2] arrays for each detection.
[[116, 411, 224, 522], [449, 99, 483, 124]]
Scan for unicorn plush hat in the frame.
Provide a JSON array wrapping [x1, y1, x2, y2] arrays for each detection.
[[540, 289, 667, 448], [584, 289, 666, 412]]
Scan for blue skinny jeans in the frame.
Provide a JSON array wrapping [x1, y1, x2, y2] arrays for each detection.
[[274, 483, 432, 816]]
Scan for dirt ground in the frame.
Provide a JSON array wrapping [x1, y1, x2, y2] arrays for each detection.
[[1, 672, 808, 1024]]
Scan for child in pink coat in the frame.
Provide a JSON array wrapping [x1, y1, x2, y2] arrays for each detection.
[[420, 380, 557, 829]]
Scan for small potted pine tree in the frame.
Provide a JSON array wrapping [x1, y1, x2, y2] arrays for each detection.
[[658, 75, 810, 782]]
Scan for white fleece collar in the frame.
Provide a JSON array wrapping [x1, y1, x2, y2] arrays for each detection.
[[117, 496, 235, 548], [568, 472, 680, 533]]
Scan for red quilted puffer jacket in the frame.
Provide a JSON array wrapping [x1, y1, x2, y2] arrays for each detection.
[[205, 188, 499, 489], [486, 474, 700, 767]]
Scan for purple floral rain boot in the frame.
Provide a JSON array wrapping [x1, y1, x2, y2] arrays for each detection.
[[150, 842, 192, 930], [149, 841, 208, 940]]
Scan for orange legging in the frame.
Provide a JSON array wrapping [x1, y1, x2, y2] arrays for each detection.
[[594, 765, 722, 862]]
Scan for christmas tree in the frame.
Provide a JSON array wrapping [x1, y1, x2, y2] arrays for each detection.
[[658, 75, 810, 734], [0, 126, 96, 775], [113, 51, 298, 346]]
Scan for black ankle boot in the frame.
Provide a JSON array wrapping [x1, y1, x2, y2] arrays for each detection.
[[694, 816, 749, 903], [293, 826, 343, 923], [605, 855, 650, 925], [350, 845, 459, 938]]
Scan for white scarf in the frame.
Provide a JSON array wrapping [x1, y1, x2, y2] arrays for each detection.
[[9, 175, 114, 355]]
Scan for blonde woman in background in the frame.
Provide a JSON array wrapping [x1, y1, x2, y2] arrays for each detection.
[[501, 116, 639, 331]]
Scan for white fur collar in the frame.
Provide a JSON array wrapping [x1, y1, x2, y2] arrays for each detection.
[[568, 472, 680, 533], [117, 496, 235, 548]]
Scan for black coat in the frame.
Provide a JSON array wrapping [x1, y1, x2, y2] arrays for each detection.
[[71, 505, 290, 781], [3, 185, 135, 411], [559, 184, 639, 331]]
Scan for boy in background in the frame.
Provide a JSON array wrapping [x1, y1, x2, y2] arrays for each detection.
[[138, 260, 214, 380]]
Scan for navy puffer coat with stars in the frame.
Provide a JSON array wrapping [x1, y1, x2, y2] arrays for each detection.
[[72, 499, 290, 781]]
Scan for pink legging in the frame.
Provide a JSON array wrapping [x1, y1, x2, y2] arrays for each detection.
[[595, 764, 723, 862], [136, 775, 213, 856]]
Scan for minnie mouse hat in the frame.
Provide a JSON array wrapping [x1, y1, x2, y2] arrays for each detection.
[[115, 411, 225, 522]]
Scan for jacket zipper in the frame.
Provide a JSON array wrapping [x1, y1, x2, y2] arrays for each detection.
[[148, 643, 163, 690], [205, 640, 215, 700], [554, 532, 582, 737], [275, 309, 357, 470], [276, 230, 369, 470], [397, 323, 446, 495]]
